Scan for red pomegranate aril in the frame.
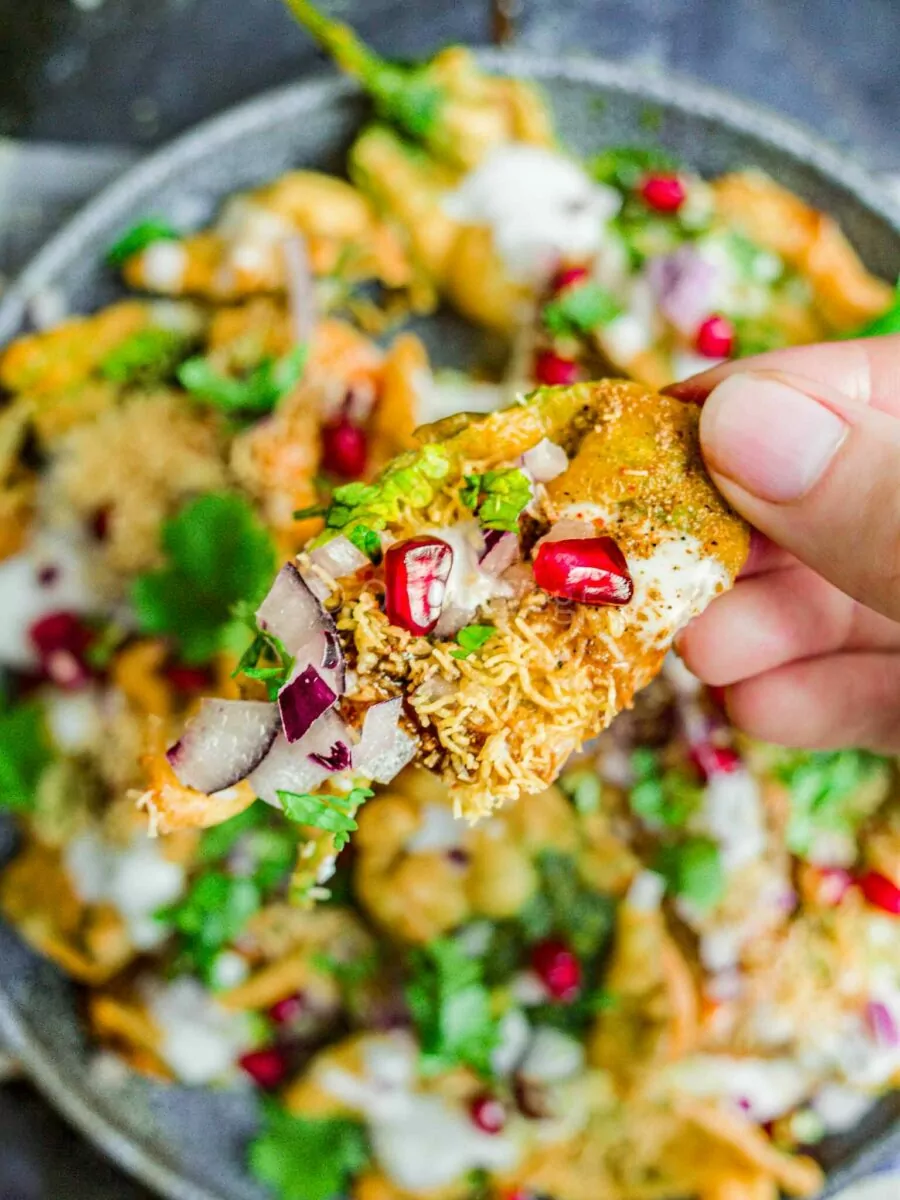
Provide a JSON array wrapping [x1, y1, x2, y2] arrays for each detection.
[[531, 938, 582, 1002], [469, 1093, 507, 1134], [858, 870, 900, 915], [691, 743, 742, 781], [640, 173, 687, 213], [268, 992, 306, 1026], [695, 314, 736, 358], [321, 414, 368, 479], [535, 350, 579, 387], [238, 1047, 289, 1090], [533, 537, 633, 606], [28, 611, 94, 689], [550, 264, 591, 294], [383, 536, 454, 636], [164, 663, 213, 693]]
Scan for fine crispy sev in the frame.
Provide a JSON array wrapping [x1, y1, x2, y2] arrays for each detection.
[[305, 379, 747, 817]]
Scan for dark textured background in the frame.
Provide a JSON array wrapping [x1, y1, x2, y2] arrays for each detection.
[[1, 1, 899, 1195]]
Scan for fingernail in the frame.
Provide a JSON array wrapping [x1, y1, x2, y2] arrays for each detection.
[[700, 374, 848, 502]]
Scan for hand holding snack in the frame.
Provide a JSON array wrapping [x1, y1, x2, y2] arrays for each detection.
[[674, 333, 900, 751]]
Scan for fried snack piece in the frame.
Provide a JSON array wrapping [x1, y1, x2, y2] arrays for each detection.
[[166, 379, 746, 843], [314, 379, 747, 816], [120, 170, 415, 303], [713, 169, 893, 331]]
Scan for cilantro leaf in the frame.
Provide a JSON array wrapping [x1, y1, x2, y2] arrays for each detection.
[[543, 281, 622, 337], [232, 614, 295, 700], [279, 787, 373, 851], [107, 219, 180, 267], [628, 748, 701, 828], [559, 767, 602, 814], [591, 145, 679, 191], [460, 468, 531, 532], [776, 748, 887, 858], [405, 938, 501, 1077], [450, 624, 496, 660], [99, 327, 195, 386], [158, 871, 261, 981], [850, 279, 900, 338], [0, 702, 53, 812], [131, 493, 276, 665], [249, 1104, 369, 1200], [315, 444, 450, 549], [178, 345, 308, 416], [655, 836, 724, 911], [346, 524, 382, 562], [535, 851, 615, 961]]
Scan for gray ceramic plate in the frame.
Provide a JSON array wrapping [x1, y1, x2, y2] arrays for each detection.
[[1, 52, 899, 1200]]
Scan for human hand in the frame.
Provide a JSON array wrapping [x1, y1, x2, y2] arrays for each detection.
[[667, 335, 900, 752]]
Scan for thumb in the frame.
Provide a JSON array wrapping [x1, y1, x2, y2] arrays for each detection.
[[700, 369, 900, 623]]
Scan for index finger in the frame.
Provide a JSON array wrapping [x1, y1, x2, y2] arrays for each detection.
[[664, 333, 900, 415]]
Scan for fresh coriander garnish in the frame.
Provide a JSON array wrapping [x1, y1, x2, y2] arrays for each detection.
[[158, 871, 261, 982], [106, 218, 180, 267], [0, 701, 53, 812], [279, 786, 374, 850], [655, 836, 724, 911], [851, 278, 900, 338], [450, 624, 496, 660], [460, 468, 531, 532], [628, 748, 701, 828], [312, 444, 450, 550], [775, 748, 887, 859], [131, 493, 276, 665], [231, 607, 295, 700], [543, 281, 621, 337], [99, 327, 195, 386], [249, 1103, 370, 1200], [405, 937, 501, 1077], [591, 145, 679, 191], [178, 344, 307, 417], [559, 767, 602, 814]]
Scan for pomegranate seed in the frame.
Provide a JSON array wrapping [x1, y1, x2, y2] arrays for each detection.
[[164, 663, 213, 693], [469, 1093, 506, 1134], [812, 867, 853, 907], [268, 992, 306, 1025], [383, 536, 454, 635], [533, 537, 633, 606], [238, 1047, 289, 1090], [639, 173, 687, 213], [531, 938, 582, 1002], [691, 743, 742, 781], [28, 611, 94, 689], [695, 314, 736, 358], [550, 264, 590, 293], [321, 414, 368, 479], [858, 870, 900, 915], [534, 350, 579, 387]]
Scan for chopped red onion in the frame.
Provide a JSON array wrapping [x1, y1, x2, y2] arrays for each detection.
[[646, 246, 717, 337], [353, 698, 418, 784], [247, 732, 329, 807], [309, 741, 353, 772], [522, 438, 568, 483], [308, 535, 369, 581], [282, 235, 315, 348], [278, 663, 337, 744], [256, 562, 336, 657], [166, 699, 280, 794], [865, 1000, 899, 1049], [479, 530, 519, 577], [322, 631, 341, 670]]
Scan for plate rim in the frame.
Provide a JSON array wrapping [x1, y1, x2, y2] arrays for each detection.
[[1, 50, 899, 1200]]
